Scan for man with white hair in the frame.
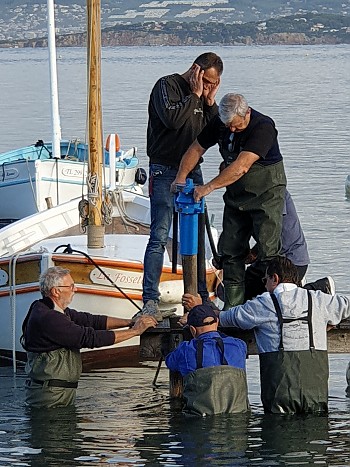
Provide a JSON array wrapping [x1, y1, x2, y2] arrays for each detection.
[[21, 266, 157, 408], [173, 93, 286, 309]]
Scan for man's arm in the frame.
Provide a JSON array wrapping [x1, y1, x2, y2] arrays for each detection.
[[152, 68, 206, 130], [322, 294, 350, 326], [111, 315, 157, 344], [193, 151, 259, 202], [171, 140, 207, 190], [106, 316, 132, 329]]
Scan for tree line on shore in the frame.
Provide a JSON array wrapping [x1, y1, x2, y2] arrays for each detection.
[[1, 13, 349, 48]]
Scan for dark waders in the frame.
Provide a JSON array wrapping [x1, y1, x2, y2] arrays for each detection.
[[218, 160, 286, 308], [260, 292, 329, 414], [183, 337, 250, 416]]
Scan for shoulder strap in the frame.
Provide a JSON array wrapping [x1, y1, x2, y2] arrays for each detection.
[[214, 337, 229, 365], [195, 339, 204, 369], [307, 291, 314, 349], [270, 293, 284, 350], [194, 336, 228, 369], [270, 291, 314, 351]]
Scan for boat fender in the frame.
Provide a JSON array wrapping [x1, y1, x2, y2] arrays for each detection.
[[159, 280, 184, 304], [135, 167, 147, 185], [105, 133, 121, 153]]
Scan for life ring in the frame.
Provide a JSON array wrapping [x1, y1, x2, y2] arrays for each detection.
[[105, 133, 121, 153]]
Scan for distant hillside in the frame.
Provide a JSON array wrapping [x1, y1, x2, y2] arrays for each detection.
[[1, 0, 350, 42], [1, 13, 349, 47]]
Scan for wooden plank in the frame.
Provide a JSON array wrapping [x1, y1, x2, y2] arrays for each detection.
[[140, 318, 350, 359]]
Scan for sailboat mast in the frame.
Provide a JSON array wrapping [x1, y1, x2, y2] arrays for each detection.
[[87, 0, 104, 248], [47, 0, 61, 159]]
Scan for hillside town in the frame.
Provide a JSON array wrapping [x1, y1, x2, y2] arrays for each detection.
[[0, 0, 350, 43]]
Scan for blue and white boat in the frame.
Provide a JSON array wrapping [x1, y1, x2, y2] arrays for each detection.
[[0, 138, 143, 222]]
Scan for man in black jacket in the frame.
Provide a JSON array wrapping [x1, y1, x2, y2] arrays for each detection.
[[141, 52, 223, 319], [21, 266, 157, 408]]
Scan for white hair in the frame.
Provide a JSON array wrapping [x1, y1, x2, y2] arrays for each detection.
[[39, 266, 71, 296], [219, 93, 249, 126]]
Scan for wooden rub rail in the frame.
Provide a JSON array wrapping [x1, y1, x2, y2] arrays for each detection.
[[140, 317, 350, 361]]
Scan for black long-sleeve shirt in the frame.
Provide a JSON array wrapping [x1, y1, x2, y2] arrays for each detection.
[[147, 73, 218, 167], [22, 297, 115, 352]]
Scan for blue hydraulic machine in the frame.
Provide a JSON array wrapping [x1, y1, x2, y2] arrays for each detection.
[[174, 178, 205, 299]]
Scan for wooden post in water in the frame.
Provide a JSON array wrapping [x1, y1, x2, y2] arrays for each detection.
[[168, 254, 198, 397], [86, 0, 105, 248], [169, 179, 202, 398]]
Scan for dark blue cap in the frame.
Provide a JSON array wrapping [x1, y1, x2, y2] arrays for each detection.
[[187, 304, 218, 327]]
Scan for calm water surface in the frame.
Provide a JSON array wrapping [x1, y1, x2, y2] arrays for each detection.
[[0, 45, 350, 465], [1, 355, 350, 466], [0, 45, 349, 291]]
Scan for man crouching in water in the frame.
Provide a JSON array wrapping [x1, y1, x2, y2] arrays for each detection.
[[165, 303, 250, 416], [21, 266, 157, 408]]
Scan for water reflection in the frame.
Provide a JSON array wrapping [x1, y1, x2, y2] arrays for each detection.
[[254, 414, 330, 466], [2, 363, 350, 466], [26, 406, 85, 466], [132, 412, 250, 466]]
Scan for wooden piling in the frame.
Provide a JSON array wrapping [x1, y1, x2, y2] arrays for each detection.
[[167, 254, 198, 398]]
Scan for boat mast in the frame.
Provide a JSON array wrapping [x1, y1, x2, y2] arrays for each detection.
[[87, 0, 105, 248], [47, 0, 61, 159]]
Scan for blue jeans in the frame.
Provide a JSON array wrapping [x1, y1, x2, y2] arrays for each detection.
[[142, 163, 204, 303]]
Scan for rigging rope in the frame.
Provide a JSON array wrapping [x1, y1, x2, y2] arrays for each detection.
[[53, 244, 142, 312]]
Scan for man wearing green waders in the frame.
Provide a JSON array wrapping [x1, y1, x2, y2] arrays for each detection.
[[165, 303, 249, 416], [21, 266, 157, 408], [183, 256, 350, 414], [173, 93, 286, 309]]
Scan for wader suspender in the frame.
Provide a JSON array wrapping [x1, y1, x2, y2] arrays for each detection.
[[195, 337, 228, 369], [270, 291, 314, 350]]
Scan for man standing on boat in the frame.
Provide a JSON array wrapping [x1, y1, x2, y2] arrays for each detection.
[[141, 52, 223, 319], [21, 266, 157, 408], [173, 93, 286, 309]]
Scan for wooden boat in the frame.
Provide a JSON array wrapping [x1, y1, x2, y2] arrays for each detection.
[[0, 0, 218, 371]]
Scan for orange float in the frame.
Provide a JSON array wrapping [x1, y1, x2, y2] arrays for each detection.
[[105, 133, 121, 153]]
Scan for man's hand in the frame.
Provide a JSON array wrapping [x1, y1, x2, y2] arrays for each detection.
[[245, 249, 258, 265], [193, 184, 213, 202], [178, 312, 189, 327], [189, 64, 204, 98], [170, 176, 186, 193], [182, 293, 202, 311], [203, 76, 220, 106], [132, 315, 158, 334]]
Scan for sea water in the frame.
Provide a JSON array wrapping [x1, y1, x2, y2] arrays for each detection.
[[1, 355, 350, 466], [0, 45, 350, 465]]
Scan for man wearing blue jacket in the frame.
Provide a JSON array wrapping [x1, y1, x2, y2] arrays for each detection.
[[165, 303, 249, 416]]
